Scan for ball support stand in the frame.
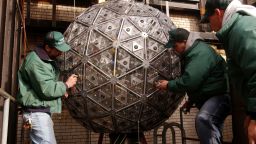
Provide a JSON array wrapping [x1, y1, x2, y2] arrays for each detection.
[[98, 132, 147, 144], [98, 117, 147, 144]]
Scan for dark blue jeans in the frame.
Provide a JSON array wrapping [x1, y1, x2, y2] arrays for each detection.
[[195, 94, 231, 144]]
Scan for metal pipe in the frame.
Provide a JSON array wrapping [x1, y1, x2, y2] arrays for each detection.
[[180, 107, 186, 144], [1, 98, 10, 144], [179, 107, 183, 130], [162, 124, 176, 144], [98, 0, 105, 3], [146, 0, 149, 5], [52, 0, 56, 27], [0, 88, 15, 144], [0, 0, 7, 85], [17, 0, 28, 57], [27, 0, 30, 25], [98, 133, 104, 144], [165, 1, 169, 17], [0, 88, 15, 102], [153, 125, 159, 144]]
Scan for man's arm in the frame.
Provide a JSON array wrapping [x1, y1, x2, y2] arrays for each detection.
[[233, 27, 256, 143], [168, 52, 213, 93], [156, 50, 214, 92], [234, 28, 256, 117], [25, 62, 67, 100]]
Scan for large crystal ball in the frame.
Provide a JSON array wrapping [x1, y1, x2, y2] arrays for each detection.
[[62, 0, 183, 133]]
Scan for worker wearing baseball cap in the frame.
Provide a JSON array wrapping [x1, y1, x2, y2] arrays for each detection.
[[157, 28, 230, 144], [44, 31, 71, 52], [202, 0, 256, 143], [17, 31, 77, 143]]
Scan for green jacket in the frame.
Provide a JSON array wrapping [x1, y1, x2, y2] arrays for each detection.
[[17, 47, 66, 113], [168, 40, 228, 107], [216, 13, 256, 114]]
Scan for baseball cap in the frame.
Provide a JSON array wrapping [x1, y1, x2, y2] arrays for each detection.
[[201, 0, 232, 23], [165, 28, 189, 48], [44, 31, 71, 52]]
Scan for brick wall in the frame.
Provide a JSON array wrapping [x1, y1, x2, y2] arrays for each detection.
[[23, 2, 86, 22], [16, 3, 233, 144], [170, 11, 200, 32]]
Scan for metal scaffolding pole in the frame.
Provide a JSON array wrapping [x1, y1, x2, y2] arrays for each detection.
[[0, 89, 15, 144], [0, 0, 21, 143]]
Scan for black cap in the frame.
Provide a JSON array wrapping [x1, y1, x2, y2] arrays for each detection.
[[165, 28, 189, 48], [201, 0, 232, 23]]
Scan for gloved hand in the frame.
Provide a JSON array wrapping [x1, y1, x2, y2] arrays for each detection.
[[65, 74, 78, 88]]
